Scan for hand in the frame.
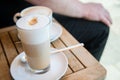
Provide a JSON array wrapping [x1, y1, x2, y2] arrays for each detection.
[[82, 3, 112, 26]]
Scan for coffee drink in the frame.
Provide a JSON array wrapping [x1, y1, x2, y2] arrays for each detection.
[[16, 14, 51, 73], [14, 6, 52, 22], [22, 6, 52, 20]]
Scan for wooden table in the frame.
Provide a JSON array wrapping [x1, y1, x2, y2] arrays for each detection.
[[0, 21, 106, 80]]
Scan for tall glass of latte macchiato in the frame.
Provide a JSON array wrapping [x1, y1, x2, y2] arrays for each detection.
[[16, 14, 51, 74]]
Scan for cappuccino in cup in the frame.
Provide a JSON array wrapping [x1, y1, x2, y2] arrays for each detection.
[[16, 14, 51, 74]]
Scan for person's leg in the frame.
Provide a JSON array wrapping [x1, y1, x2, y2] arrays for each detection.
[[53, 14, 109, 61]]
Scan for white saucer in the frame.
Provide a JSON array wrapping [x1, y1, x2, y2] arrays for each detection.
[[50, 22, 62, 42], [10, 51, 68, 80]]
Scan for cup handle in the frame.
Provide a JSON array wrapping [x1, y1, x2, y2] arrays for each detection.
[[13, 13, 21, 22]]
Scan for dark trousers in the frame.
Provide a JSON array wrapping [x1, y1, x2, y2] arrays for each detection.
[[53, 14, 109, 61]]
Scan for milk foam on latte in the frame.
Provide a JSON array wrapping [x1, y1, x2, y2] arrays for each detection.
[[17, 14, 49, 30], [17, 14, 50, 44]]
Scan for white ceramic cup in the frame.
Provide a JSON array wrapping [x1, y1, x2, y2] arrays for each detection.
[[13, 6, 52, 22], [16, 14, 51, 74]]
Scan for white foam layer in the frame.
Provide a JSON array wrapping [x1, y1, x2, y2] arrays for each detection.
[[16, 14, 49, 30], [21, 6, 52, 17], [16, 14, 50, 44]]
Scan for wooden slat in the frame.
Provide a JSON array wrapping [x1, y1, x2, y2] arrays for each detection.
[[0, 32, 18, 64], [60, 26, 98, 67], [0, 41, 12, 80], [0, 26, 16, 33], [14, 42, 23, 54], [61, 64, 106, 80], [9, 30, 23, 54], [9, 29, 19, 42], [52, 39, 85, 72]]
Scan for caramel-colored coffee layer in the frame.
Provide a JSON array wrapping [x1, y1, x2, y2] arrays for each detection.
[[22, 40, 50, 70]]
